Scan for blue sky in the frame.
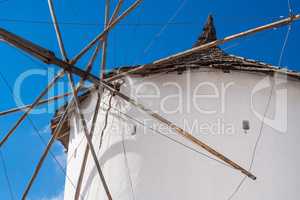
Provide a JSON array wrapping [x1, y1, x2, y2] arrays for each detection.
[[0, 0, 299, 199]]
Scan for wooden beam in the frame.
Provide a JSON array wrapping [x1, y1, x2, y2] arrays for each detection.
[[21, 45, 101, 199], [0, 43, 99, 118], [0, 27, 56, 63], [155, 14, 300, 65], [0, 44, 98, 117], [21, 6, 102, 194], [0, 92, 72, 116], [100, 0, 111, 79], [106, 14, 300, 82], [23, 3, 72, 198], [0, 71, 64, 148], [75, 2, 124, 198], [48, 0, 68, 61], [21, 48, 100, 198], [100, 0, 123, 79], [21, 97, 72, 200], [67, 73, 112, 200], [110, 0, 123, 23], [70, 0, 142, 64], [1, 14, 299, 83], [74, 91, 102, 200]]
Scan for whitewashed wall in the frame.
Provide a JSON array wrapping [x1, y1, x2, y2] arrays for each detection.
[[63, 68, 300, 200]]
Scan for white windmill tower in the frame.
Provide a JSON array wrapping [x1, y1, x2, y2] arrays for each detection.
[[52, 15, 300, 200], [0, 1, 299, 200]]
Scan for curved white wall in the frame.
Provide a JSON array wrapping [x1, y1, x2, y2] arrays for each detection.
[[64, 68, 300, 200]]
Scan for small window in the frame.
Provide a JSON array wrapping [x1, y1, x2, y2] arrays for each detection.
[[242, 120, 250, 133]]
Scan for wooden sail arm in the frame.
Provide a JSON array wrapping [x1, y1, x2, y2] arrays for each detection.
[[0, 92, 73, 116], [0, 27, 56, 63], [67, 73, 113, 200], [70, 0, 142, 64], [100, 0, 111, 78], [107, 14, 300, 82], [48, 0, 68, 61]]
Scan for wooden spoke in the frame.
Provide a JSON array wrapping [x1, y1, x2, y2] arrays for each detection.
[[70, 0, 143, 64], [74, 91, 102, 200], [100, 0, 111, 79], [0, 92, 70, 116], [0, 88, 87, 117], [106, 14, 300, 82], [67, 73, 112, 200], [48, 0, 68, 61], [75, 1, 124, 198], [21, 94, 73, 200], [110, 0, 124, 23], [21, 4, 102, 194], [0, 70, 64, 148], [21, 45, 101, 199]]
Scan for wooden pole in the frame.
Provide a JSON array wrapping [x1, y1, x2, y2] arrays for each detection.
[[70, 0, 142, 64], [22, 4, 101, 196], [100, 0, 111, 79], [110, 0, 123, 23], [48, 0, 68, 61], [106, 14, 300, 82], [74, 91, 102, 200], [21, 45, 101, 199], [0, 71, 64, 148], [67, 73, 112, 200], [0, 48, 99, 118], [0, 92, 73, 116], [1, 14, 299, 82], [21, 96, 73, 200], [75, 0, 123, 200]]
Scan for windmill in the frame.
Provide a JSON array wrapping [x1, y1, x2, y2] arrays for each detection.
[[0, 0, 300, 199]]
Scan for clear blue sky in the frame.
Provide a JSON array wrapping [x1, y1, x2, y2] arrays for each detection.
[[0, 0, 299, 199]]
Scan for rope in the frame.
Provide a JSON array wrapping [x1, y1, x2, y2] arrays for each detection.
[[133, 0, 188, 64], [117, 101, 136, 200], [288, 0, 293, 14], [226, 3, 294, 196], [0, 18, 197, 27], [278, 25, 292, 67], [142, 0, 188, 54], [228, 80, 275, 199], [278, 0, 294, 67], [0, 150, 15, 200], [226, 78, 275, 200]]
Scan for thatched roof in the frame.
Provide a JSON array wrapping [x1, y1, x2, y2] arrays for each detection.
[[51, 15, 300, 151]]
